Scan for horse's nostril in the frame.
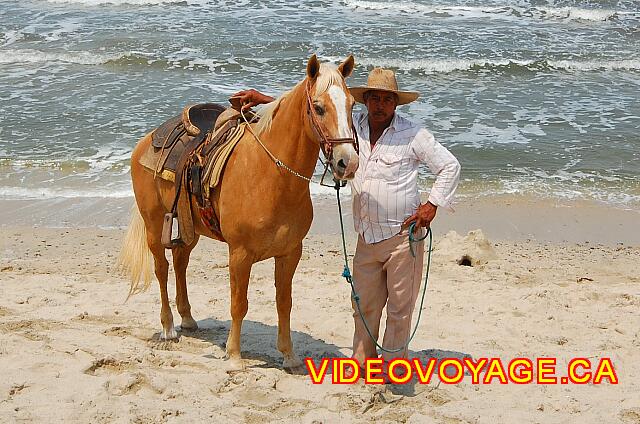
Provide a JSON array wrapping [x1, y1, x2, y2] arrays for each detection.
[[337, 159, 346, 169]]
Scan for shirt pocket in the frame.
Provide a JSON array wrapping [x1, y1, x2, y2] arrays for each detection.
[[374, 153, 410, 182]]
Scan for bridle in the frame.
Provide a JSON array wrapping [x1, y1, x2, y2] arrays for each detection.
[[305, 80, 359, 164], [241, 78, 360, 185]]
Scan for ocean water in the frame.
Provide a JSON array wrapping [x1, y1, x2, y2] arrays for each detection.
[[0, 0, 639, 210]]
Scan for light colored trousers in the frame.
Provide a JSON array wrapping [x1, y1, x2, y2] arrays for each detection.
[[351, 230, 425, 365]]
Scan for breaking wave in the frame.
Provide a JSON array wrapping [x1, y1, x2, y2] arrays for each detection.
[[0, 48, 118, 65], [43, 0, 207, 5], [0, 186, 133, 199], [352, 57, 640, 74], [3, 48, 637, 76], [345, 0, 638, 23]]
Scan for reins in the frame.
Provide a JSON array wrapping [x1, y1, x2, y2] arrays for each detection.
[[241, 107, 314, 182]]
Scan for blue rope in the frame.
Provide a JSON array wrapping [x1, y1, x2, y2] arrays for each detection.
[[335, 183, 433, 354]]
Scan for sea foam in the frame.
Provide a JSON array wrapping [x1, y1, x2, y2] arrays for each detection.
[[345, 0, 636, 23], [0, 186, 133, 199], [347, 57, 640, 74], [0, 48, 118, 65], [44, 0, 207, 5]]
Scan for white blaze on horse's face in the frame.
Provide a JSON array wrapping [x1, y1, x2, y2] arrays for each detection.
[[328, 85, 350, 140], [326, 84, 359, 180]]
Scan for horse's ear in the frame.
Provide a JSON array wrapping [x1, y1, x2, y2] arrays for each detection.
[[307, 54, 320, 80], [338, 55, 355, 79]]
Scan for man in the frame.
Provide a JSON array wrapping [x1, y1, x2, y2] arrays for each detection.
[[346, 68, 460, 380], [233, 67, 461, 380]]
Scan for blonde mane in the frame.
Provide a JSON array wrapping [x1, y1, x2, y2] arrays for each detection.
[[254, 63, 344, 136], [254, 87, 293, 136]]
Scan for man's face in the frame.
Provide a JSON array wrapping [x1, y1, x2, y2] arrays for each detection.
[[364, 90, 398, 126]]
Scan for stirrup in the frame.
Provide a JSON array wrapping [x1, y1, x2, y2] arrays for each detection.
[[161, 212, 182, 248]]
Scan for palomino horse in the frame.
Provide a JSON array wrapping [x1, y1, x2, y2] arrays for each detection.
[[119, 55, 359, 372]]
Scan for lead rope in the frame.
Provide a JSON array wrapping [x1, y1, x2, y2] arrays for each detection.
[[240, 107, 314, 182], [335, 182, 433, 354]]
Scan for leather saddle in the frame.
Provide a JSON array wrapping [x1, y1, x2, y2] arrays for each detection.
[[150, 103, 227, 172], [139, 102, 251, 249]]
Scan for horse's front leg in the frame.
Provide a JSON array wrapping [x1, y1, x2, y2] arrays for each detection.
[[225, 247, 253, 371], [275, 243, 305, 374]]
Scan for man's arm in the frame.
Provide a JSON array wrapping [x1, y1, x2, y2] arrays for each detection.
[[403, 128, 461, 230], [230, 89, 275, 110]]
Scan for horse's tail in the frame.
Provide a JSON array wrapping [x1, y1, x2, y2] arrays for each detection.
[[117, 204, 153, 300]]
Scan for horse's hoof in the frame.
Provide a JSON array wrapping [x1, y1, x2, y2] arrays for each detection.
[[161, 326, 178, 341], [284, 363, 307, 375], [224, 356, 246, 373], [283, 357, 306, 375], [180, 317, 198, 331]]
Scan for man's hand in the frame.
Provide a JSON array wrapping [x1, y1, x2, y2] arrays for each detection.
[[230, 89, 275, 111], [402, 202, 437, 233]]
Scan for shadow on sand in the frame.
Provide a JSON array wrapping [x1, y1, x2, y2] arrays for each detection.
[[162, 317, 473, 398], [387, 347, 474, 397], [173, 317, 347, 370]]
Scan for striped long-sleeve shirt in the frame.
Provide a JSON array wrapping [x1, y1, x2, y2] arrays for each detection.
[[350, 112, 461, 244]]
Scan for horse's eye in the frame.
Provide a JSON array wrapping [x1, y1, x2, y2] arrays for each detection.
[[314, 104, 324, 116]]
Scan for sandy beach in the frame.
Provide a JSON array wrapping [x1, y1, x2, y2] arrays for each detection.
[[1, 197, 639, 423]]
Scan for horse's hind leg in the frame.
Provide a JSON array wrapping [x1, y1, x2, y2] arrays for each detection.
[[147, 232, 177, 340], [130, 134, 177, 340], [172, 238, 199, 331], [274, 243, 305, 374], [133, 194, 177, 340]]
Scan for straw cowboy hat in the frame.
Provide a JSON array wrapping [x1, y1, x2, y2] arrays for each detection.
[[350, 67, 419, 105]]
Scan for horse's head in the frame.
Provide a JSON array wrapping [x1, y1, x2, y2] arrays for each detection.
[[305, 55, 359, 181]]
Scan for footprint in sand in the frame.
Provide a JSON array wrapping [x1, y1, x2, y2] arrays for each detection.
[[103, 325, 154, 342], [82, 356, 166, 396], [0, 319, 64, 342], [102, 326, 134, 338], [613, 293, 640, 307], [83, 357, 133, 376], [103, 372, 159, 397], [102, 325, 197, 354], [425, 387, 455, 407], [619, 408, 640, 424]]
